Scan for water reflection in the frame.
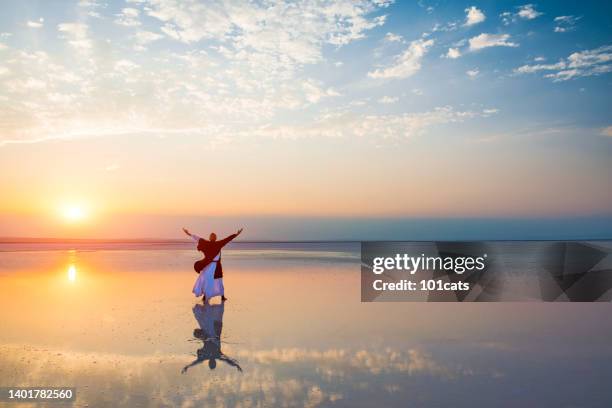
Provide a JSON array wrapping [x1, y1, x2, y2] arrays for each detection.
[[1, 248, 612, 407], [67, 264, 77, 282], [182, 303, 242, 374]]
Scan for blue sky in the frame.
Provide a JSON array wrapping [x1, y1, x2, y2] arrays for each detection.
[[0, 1, 610, 239]]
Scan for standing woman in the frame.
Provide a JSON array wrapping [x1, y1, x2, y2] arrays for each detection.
[[183, 227, 243, 303]]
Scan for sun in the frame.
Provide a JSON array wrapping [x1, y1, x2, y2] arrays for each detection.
[[63, 205, 86, 222]]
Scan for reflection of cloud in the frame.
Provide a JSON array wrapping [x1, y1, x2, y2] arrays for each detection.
[[238, 347, 451, 377], [0, 343, 463, 407]]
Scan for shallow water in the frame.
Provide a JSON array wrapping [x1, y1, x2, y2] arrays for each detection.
[[1, 245, 611, 407]]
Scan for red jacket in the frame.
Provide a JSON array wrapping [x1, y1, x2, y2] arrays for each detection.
[[193, 233, 238, 278]]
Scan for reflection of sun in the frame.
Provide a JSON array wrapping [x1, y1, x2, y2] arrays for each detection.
[[67, 265, 77, 282], [63, 205, 86, 221]]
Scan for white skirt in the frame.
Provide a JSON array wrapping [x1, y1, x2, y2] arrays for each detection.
[[192, 256, 224, 299]]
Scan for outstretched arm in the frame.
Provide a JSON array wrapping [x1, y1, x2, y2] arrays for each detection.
[[219, 354, 243, 372], [181, 357, 206, 374], [218, 228, 243, 247], [183, 227, 202, 242]]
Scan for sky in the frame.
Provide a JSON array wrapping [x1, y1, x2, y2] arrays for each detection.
[[0, 0, 611, 239]]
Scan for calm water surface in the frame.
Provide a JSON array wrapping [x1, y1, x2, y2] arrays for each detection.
[[0, 244, 611, 407]]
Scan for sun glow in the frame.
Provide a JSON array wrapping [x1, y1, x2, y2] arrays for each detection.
[[67, 265, 77, 282], [63, 205, 86, 222]]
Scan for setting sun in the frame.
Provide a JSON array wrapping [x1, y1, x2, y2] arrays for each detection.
[[63, 205, 86, 222]]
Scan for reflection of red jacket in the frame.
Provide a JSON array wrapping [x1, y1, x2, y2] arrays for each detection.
[[193, 233, 238, 278]]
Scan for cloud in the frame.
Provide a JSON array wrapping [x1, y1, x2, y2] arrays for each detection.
[[134, 30, 163, 47], [368, 38, 434, 79], [27, 18, 44, 28], [244, 106, 497, 141], [115, 7, 141, 27], [500, 4, 542, 25], [464, 6, 485, 27], [468, 33, 518, 51], [384, 32, 403, 42], [78, 1, 104, 18], [445, 47, 461, 59], [517, 4, 542, 20], [57, 23, 92, 50], [378, 95, 398, 104], [301, 79, 340, 104], [432, 21, 458, 33], [554, 15, 581, 33], [515, 44, 612, 81], [601, 126, 612, 137], [466, 68, 479, 79], [0, 1, 500, 148], [142, 0, 387, 69]]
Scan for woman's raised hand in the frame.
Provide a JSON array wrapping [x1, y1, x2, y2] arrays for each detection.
[[182, 227, 191, 236], [236, 228, 243, 235]]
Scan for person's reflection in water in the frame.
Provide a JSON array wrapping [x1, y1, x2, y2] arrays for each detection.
[[182, 303, 242, 374]]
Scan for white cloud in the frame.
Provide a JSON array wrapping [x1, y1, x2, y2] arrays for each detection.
[[411, 88, 423, 96], [468, 33, 518, 51], [57, 23, 92, 50], [517, 4, 542, 20], [142, 0, 387, 69], [384, 32, 403, 42], [466, 68, 479, 79], [515, 45, 612, 81], [499, 11, 513, 25], [134, 31, 163, 46], [515, 61, 565, 74], [432, 22, 458, 33], [245, 106, 498, 141], [500, 4, 542, 25], [0, 66, 10, 75], [378, 95, 398, 104], [554, 15, 581, 33], [464, 6, 485, 27], [445, 47, 461, 59], [27, 18, 44, 28], [301, 79, 340, 104], [115, 7, 141, 27], [368, 38, 434, 79], [78, 0, 104, 18], [78, 0, 102, 6]]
